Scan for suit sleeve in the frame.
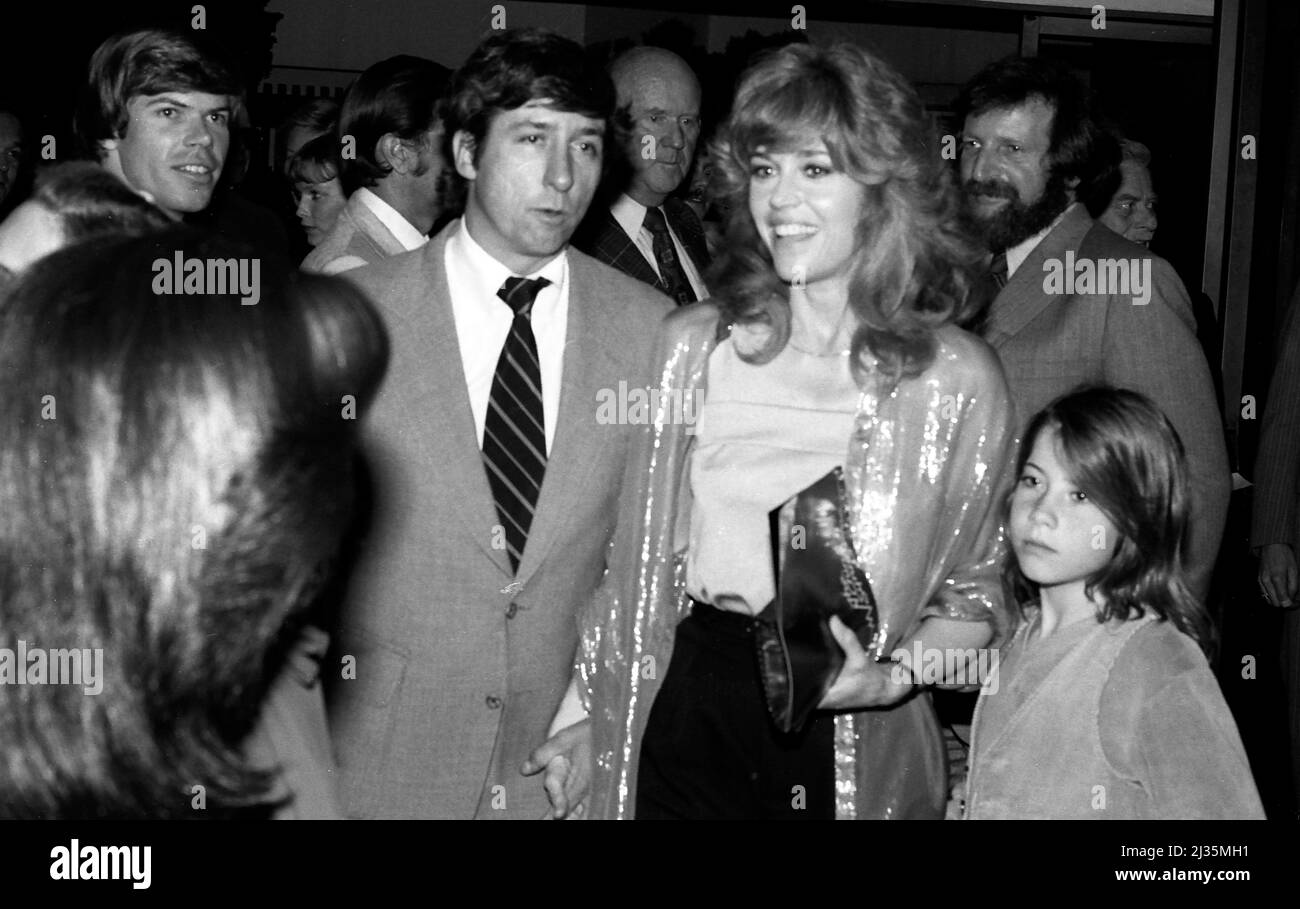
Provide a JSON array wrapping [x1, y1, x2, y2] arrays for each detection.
[[1250, 282, 1300, 552], [1102, 259, 1230, 601]]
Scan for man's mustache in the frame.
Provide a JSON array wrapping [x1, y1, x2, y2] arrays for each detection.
[[963, 179, 1018, 201]]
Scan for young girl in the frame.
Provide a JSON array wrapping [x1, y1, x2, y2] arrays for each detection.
[[965, 386, 1264, 819]]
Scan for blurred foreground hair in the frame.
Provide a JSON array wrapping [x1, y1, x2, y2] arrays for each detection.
[[0, 227, 387, 817]]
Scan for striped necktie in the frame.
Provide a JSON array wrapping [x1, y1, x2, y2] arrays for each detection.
[[482, 275, 551, 573]]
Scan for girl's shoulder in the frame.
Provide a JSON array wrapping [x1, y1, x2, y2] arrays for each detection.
[[1109, 615, 1210, 688]]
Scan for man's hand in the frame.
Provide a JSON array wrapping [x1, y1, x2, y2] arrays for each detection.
[[1259, 543, 1298, 608], [521, 718, 592, 819], [818, 616, 915, 710]]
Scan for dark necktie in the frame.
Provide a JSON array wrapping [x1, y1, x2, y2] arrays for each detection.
[[989, 251, 1008, 289], [642, 206, 696, 305], [482, 276, 551, 573]]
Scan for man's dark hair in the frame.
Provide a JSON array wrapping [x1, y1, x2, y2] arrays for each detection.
[[31, 161, 172, 241], [338, 55, 449, 193], [73, 28, 245, 159], [444, 28, 616, 167], [1076, 128, 1123, 218], [280, 98, 339, 142], [954, 55, 1100, 183]]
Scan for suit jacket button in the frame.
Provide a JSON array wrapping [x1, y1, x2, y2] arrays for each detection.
[[486, 695, 503, 709], [505, 602, 519, 619], [500, 581, 523, 596]]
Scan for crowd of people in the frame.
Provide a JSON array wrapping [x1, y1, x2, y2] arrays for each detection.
[[0, 20, 1288, 820]]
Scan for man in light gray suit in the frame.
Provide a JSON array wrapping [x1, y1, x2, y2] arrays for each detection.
[[956, 56, 1229, 600], [302, 56, 452, 275], [325, 29, 672, 819]]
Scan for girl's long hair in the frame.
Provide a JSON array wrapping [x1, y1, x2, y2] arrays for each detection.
[[1006, 386, 1215, 655]]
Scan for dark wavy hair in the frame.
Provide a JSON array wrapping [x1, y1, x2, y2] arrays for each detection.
[[74, 28, 245, 159], [338, 55, 450, 193], [444, 28, 616, 182], [954, 55, 1100, 186], [0, 227, 388, 818], [709, 42, 984, 383], [1006, 386, 1214, 655]]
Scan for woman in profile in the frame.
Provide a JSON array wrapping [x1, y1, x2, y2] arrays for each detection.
[[0, 226, 387, 818], [539, 42, 1017, 820]]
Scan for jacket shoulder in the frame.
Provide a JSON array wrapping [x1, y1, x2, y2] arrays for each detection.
[[569, 245, 673, 329]]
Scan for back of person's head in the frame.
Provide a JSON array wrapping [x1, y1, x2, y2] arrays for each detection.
[[1077, 128, 1124, 218], [338, 55, 449, 193], [288, 131, 342, 186], [1009, 385, 1213, 654], [0, 162, 172, 279], [281, 98, 338, 141], [954, 55, 1100, 185], [445, 28, 616, 166], [710, 41, 983, 383], [281, 98, 339, 138], [74, 28, 244, 160], [32, 161, 172, 241], [0, 227, 388, 818]]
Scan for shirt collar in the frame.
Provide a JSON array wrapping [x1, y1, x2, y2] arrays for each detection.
[[611, 192, 652, 240], [451, 217, 568, 301], [355, 187, 428, 251]]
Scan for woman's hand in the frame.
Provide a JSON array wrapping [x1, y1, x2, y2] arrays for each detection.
[[818, 615, 916, 710]]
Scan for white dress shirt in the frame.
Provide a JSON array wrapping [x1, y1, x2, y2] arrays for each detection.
[[610, 193, 707, 299], [445, 220, 569, 455], [1006, 202, 1077, 278], [355, 187, 429, 252]]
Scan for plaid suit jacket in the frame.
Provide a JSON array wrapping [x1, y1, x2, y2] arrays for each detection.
[[571, 197, 711, 301]]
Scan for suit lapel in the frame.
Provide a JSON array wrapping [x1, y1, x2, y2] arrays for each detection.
[[410, 223, 513, 577], [596, 211, 667, 291], [513, 253, 617, 586], [985, 204, 1094, 347]]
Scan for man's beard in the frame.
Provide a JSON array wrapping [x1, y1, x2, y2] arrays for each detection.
[[960, 170, 1071, 253]]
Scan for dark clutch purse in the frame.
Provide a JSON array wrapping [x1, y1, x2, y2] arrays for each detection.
[[753, 466, 881, 734]]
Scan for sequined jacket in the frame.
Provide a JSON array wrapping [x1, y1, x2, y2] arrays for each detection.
[[578, 302, 1019, 819]]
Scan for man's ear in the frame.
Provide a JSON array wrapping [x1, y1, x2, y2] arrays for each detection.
[[376, 132, 417, 176], [452, 130, 478, 181]]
